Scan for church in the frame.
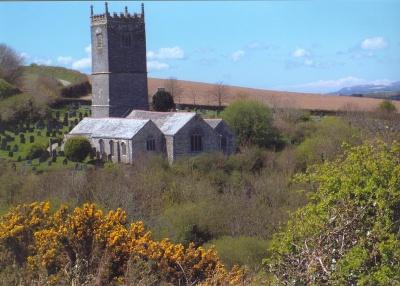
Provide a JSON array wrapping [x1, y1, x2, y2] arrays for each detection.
[[68, 3, 235, 163]]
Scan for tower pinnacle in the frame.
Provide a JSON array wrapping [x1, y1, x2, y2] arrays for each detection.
[[105, 2, 109, 15]]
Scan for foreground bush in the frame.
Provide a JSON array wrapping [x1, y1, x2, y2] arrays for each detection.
[[64, 136, 91, 162], [0, 202, 250, 285], [265, 141, 400, 285]]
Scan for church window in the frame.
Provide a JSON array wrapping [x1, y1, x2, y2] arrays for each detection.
[[109, 140, 114, 155], [121, 142, 126, 155], [221, 136, 227, 152], [146, 137, 156, 151], [96, 33, 103, 48], [191, 134, 202, 152], [121, 32, 132, 48], [99, 139, 105, 154]]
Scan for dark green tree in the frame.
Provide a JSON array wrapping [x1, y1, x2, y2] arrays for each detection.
[[152, 89, 175, 112]]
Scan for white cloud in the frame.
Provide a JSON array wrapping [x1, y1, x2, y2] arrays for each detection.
[[231, 50, 245, 62], [20, 52, 30, 60], [147, 61, 169, 71], [85, 44, 92, 54], [147, 46, 184, 60], [70, 44, 92, 71], [72, 57, 91, 70], [361, 37, 387, 50], [57, 56, 73, 65], [33, 58, 52, 66], [292, 48, 309, 58]]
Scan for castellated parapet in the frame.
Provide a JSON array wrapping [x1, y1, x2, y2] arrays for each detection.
[[91, 2, 149, 118]]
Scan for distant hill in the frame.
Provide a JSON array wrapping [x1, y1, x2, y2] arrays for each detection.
[[332, 81, 400, 100]]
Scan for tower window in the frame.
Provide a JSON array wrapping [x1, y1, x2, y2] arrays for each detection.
[[121, 32, 132, 47], [191, 134, 202, 152], [146, 137, 156, 151], [96, 33, 103, 48]]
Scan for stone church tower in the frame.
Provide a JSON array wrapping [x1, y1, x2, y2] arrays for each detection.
[[90, 3, 148, 118]]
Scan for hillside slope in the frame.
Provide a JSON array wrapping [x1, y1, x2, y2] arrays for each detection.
[[148, 78, 400, 112]]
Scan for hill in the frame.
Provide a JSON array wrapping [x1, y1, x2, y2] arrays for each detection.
[[332, 81, 400, 100], [147, 78, 400, 112]]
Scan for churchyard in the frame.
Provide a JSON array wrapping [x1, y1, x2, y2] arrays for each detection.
[[0, 105, 91, 172]]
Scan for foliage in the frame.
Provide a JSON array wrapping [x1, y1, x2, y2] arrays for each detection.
[[27, 142, 47, 160], [64, 136, 91, 162], [0, 78, 20, 99], [0, 202, 249, 285], [0, 93, 47, 124], [205, 236, 268, 270], [60, 80, 91, 98], [295, 116, 360, 169], [378, 99, 397, 114], [152, 89, 175, 112], [0, 43, 23, 84], [222, 99, 283, 149], [265, 141, 400, 285]]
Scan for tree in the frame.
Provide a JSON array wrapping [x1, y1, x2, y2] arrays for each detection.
[[265, 141, 400, 285], [211, 81, 228, 108], [0, 43, 23, 84], [221, 99, 280, 148], [152, 88, 175, 112], [27, 142, 47, 160], [164, 77, 182, 105], [64, 136, 92, 162], [378, 99, 397, 114]]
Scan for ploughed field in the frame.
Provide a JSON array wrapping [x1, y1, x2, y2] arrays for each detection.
[[147, 78, 400, 112]]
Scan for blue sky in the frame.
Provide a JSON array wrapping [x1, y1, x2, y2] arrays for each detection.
[[1, 0, 399, 93]]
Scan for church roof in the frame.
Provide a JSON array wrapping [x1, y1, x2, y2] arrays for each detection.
[[126, 110, 196, 135], [69, 117, 151, 139], [204, 118, 223, 129]]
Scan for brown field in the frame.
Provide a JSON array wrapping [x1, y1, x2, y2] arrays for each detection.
[[148, 78, 400, 112]]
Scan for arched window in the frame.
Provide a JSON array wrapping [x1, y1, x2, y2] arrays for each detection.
[[146, 137, 156, 151], [96, 33, 103, 48], [191, 133, 202, 152], [221, 136, 227, 152], [121, 142, 126, 155], [109, 140, 114, 155], [99, 139, 105, 154]]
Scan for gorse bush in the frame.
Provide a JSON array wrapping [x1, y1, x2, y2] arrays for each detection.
[[64, 136, 91, 162], [0, 202, 251, 285], [265, 141, 400, 285]]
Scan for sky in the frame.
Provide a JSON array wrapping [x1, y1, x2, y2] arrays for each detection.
[[1, 0, 399, 93]]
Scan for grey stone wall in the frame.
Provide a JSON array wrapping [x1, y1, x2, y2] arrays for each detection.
[[214, 122, 236, 155], [172, 115, 220, 161]]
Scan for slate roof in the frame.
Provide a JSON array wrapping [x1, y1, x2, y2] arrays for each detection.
[[69, 117, 151, 139], [126, 110, 196, 135], [204, 119, 223, 129]]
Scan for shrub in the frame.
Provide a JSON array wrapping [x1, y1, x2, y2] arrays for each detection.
[[222, 99, 281, 149], [205, 236, 268, 269], [265, 141, 400, 284], [152, 89, 175, 111], [0, 79, 20, 99], [64, 136, 91, 162], [378, 99, 397, 113], [27, 142, 47, 160]]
